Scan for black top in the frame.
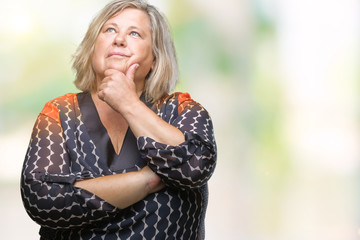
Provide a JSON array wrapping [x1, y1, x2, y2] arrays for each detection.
[[21, 92, 217, 240]]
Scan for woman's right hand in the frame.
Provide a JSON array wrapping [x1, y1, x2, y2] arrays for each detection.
[[140, 166, 165, 194]]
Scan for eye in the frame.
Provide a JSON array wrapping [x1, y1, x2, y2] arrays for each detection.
[[106, 27, 116, 33], [130, 31, 140, 37]]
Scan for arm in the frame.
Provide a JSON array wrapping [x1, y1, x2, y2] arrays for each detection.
[[21, 113, 116, 229], [97, 65, 216, 190], [122, 99, 185, 146], [97, 64, 185, 146], [137, 93, 217, 190], [21, 102, 163, 230], [74, 166, 164, 209]]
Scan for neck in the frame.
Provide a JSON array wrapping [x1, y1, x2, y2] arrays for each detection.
[[91, 91, 118, 115], [134, 79, 145, 97]]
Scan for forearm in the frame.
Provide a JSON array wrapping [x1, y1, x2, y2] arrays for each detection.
[[74, 166, 163, 209], [96, 68, 184, 146], [135, 93, 217, 189], [122, 100, 185, 146]]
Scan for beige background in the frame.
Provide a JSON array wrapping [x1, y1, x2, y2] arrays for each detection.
[[0, 0, 359, 239]]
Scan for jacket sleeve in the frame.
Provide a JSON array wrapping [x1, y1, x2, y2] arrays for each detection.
[[20, 102, 118, 230], [137, 93, 217, 190]]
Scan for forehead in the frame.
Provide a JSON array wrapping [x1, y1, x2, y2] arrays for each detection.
[[105, 8, 151, 29]]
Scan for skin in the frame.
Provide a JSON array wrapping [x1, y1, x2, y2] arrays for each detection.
[[74, 8, 185, 209]]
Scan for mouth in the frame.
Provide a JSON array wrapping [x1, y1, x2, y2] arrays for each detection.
[[107, 52, 130, 58]]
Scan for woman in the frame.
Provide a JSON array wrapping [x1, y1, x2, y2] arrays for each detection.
[[21, 0, 216, 239]]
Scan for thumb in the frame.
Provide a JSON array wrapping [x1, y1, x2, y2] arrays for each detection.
[[126, 63, 139, 80]]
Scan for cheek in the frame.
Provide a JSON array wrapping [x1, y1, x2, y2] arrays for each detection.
[[93, 41, 103, 59], [92, 39, 106, 68], [140, 44, 154, 66], [91, 48, 105, 76], [93, 37, 108, 59], [91, 50, 101, 70]]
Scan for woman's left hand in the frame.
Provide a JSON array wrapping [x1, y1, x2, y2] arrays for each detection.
[[97, 63, 140, 113]]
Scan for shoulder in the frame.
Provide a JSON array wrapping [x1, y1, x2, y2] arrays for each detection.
[[40, 93, 80, 122], [49, 93, 79, 105], [156, 92, 204, 116], [158, 92, 194, 105]]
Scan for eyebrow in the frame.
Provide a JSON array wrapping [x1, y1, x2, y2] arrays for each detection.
[[103, 23, 145, 32], [103, 22, 118, 28]]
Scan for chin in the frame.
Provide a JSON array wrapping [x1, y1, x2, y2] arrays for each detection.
[[105, 60, 128, 72]]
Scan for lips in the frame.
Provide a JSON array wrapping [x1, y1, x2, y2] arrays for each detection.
[[108, 52, 130, 58]]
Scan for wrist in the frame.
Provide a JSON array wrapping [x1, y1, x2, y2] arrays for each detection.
[[120, 98, 143, 119]]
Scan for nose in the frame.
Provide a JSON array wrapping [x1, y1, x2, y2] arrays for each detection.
[[114, 33, 126, 47]]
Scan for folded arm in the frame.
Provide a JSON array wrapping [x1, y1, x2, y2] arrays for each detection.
[[21, 105, 163, 230], [123, 93, 217, 190], [74, 166, 164, 209]]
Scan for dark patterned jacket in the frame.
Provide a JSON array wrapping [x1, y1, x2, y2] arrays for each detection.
[[21, 92, 216, 239]]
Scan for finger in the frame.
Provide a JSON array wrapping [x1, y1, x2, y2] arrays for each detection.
[[97, 89, 105, 101], [126, 63, 139, 81]]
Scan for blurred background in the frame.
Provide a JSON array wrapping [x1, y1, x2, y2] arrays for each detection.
[[1, 0, 359, 239]]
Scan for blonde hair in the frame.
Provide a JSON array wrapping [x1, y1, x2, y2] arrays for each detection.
[[72, 0, 178, 102]]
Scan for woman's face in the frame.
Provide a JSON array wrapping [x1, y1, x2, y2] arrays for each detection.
[[92, 8, 154, 82]]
